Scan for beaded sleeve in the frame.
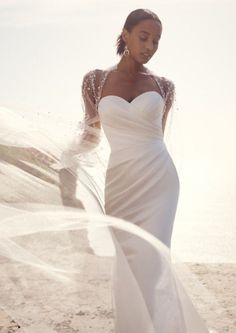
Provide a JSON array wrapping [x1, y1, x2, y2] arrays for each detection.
[[81, 69, 100, 125], [58, 69, 101, 170], [161, 77, 176, 113], [151, 73, 175, 114]]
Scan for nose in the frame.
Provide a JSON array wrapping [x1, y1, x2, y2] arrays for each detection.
[[145, 40, 155, 53]]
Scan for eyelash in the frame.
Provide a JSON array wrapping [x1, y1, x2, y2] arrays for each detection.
[[140, 37, 158, 45]]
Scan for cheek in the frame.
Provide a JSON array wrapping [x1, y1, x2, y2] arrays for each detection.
[[134, 36, 143, 47], [151, 43, 159, 53], [130, 40, 141, 53]]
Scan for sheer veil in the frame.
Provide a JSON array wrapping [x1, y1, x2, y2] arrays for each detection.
[[0, 64, 222, 332]]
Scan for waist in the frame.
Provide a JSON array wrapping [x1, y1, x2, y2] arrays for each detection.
[[108, 139, 167, 167], [110, 138, 164, 151]]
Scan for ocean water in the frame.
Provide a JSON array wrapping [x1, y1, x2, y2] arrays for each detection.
[[172, 210, 236, 263]]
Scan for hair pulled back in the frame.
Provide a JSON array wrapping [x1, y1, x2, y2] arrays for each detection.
[[116, 8, 162, 56]]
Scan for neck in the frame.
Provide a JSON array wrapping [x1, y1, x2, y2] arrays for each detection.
[[116, 56, 146, 75]]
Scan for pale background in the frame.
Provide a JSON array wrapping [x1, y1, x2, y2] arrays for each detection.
[[0, 0, 235, 262]]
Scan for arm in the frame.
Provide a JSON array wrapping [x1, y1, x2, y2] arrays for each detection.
[[162, 108, 169, 134], [59, 70, 101, 208], [79, 69, 102, 147], [162, 79, 175, 134]]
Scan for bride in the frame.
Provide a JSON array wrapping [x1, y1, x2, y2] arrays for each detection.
[[0, 8, 217, 333]]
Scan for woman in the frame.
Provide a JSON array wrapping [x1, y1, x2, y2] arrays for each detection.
[[0, 8, 217, 333], [81, 8, 179, 248], [58, 8, 215, 333]]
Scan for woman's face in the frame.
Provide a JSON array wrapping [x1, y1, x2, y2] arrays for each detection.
[[122, 19, 162, 64]]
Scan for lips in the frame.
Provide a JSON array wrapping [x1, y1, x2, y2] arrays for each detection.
[[141, 53, 151, 59]]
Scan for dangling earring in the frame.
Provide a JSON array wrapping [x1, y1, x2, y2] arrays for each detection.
[[123, 45, 130, 57]]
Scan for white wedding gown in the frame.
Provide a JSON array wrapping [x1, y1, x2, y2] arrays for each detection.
[[100, 91, 179, 248], [0, 65, 217, 332], [98, 91, 210, 333], [100, 91, 179, 328]]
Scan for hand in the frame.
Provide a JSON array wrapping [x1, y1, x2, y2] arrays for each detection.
[[59, 168, 85, 209]]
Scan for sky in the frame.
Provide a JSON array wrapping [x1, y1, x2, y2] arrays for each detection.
[[0, 0, 235, 262]]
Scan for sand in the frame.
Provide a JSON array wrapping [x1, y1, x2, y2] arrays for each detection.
[[0, 262, 235, 333], [187, 263, 236, 333]]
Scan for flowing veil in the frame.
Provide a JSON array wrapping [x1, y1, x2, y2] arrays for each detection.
[[0, 63, 223, 333]]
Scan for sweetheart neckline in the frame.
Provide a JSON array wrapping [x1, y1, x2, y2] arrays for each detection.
[[98, 90, 164, 107]]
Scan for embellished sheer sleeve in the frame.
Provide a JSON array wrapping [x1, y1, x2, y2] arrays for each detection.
[[78, 69, 101, 152], [160, 77, 176, 133], [57, 69, 102, 207], [58, 69, 101, 171], [81, 69, 101, 128], [150, 72, 176, 116], [161, 77, 175, 114]]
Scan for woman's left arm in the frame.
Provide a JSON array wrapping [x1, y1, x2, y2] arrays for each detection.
[[162, 79, 175, 133]]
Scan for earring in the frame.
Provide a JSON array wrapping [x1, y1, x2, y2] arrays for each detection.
[[123, 45, 130, 57]]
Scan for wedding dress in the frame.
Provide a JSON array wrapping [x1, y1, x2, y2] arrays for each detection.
[[0, 64, 218, 332]]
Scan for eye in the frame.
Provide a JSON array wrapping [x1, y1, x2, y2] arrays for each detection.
[[139, 37, 159, 46]]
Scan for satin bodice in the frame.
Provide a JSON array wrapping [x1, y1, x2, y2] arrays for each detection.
[[98, 91, 165, 153]]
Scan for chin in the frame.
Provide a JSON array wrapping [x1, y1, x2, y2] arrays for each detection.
[[140, 58, 150, 65], [135, 57, 149, 65]]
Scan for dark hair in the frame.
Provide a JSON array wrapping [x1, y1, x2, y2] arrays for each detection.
[[116, 8, 162, 56]]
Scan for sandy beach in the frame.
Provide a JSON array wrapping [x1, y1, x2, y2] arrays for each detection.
[[0, 262, 235, 333], [0, 150, 235, 332]]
